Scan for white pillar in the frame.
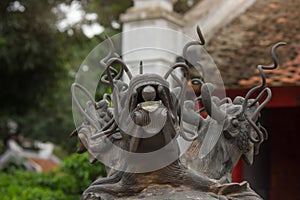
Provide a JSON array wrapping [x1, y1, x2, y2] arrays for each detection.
[[120, 0, 185, 79]]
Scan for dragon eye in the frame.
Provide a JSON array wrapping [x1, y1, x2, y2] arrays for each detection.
[[191, 78, 202, 85], [231, 119, 239, 128]]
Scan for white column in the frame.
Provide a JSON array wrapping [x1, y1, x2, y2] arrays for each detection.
[[120, 0, 185, 80]]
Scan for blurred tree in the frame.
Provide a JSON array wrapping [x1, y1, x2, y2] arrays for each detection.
[[0, 0, 66, 115], [174, 0, 201, 14], [0, 0, 130, 152], [0, 0, 196, 153]]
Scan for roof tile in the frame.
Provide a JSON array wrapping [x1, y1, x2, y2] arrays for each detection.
[[207, 0, 300, 88], [27, 157, 59, 172]]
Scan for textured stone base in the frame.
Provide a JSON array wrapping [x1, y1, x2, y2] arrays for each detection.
[[83, 182, 262, 200]]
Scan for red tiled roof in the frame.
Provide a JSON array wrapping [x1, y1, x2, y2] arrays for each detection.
[[27, 157, 59, 172], [207, 0, 300, 88], [239, 53, 300, 87]]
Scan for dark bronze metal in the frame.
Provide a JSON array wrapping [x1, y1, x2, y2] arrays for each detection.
[[70, 27, 285, 200]]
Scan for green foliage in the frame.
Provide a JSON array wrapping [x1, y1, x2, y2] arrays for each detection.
[[0, 0, 66, 115], [0, 171, 78, 200], [84, 0, 133, 29], [59, 153, 107, 192], [0, 0, 198, 153], [0, 141, 4, 154], [0, 156, 27, 173], [0, 0, 109, 152], [0, 153, 106, 199], [174, 0, 201, 14]]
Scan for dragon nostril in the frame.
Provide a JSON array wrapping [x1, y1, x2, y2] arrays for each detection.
[[131, 109, 150, 126], [142, 85, 156, 101], [231, 119, 239, 128]]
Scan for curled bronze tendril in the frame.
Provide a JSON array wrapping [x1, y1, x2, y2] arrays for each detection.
[[183, 26, 206, 59], [71, 83, 100, 131], [242, 42, 286, 113]]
